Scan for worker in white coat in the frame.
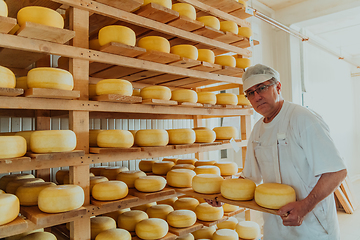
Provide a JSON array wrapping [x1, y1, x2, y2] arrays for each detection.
[[240, 64, 347, 239]]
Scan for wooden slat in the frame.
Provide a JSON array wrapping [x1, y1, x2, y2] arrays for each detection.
[[177, 102, 203, 108], [137, 50, 181, 64], [89, 147, 142, 154], [134, 74, 185, 85], [91, 194, 139, 207], [168, 16, 204, 31], [161, 77, 205, 87], [0, 48, 47, 69], [123, 70, 164, 82], [168, 58, 202, 68], [135, 3, 179, 23], [0, 16, 17, 34], [26, 150, 85, 160], [140, 145, 175, 152], [197, 216, 228, 227], [141, 99, 178, 106], [197, 0, 242, 13], [24, 88, 80, 99], [211, 66, 244, 76], [94, 0, 143, 12], [340, 179, 358, 210], [197, 83, 241, 92], [179, 79, 221, 89], [215, 31, 244, 44], [91, 65, 142, 79], [231, 37, 251, 48], [228, 7, 253, 19], [100, 42, 146, 57], [128, 187, 176, 200], [190, 62, 222, 72], [6, 0, 61, 18], [0, 87, 24, 97], [334, 188, 354, 214], [168, 222, 203, 236], [192, 26, 224, 39], [224, 207, 246, 217], [0, 217, 29, 239], [217, 196, 278, 215], [173, 143, 201, 149], [132, 232, 177, 240], [92, 94, 142, 103]]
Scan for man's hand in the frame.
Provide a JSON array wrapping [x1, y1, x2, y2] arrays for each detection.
[[277, 200, 309, 226], [204, 198, 223, 207]]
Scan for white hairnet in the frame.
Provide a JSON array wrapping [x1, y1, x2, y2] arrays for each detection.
[[242, 64, 280, 91]]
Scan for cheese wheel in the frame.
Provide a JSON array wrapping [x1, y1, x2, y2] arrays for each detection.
[[193, 127, 216, 143], [6, 229, 45, 240], [220, 21, 238, 34], [235, 221, 260, 240], [212, 229, 238, 240], [195, 203, 224, 221], [135, 218, 169, 240], [222, 203, 240, 213], [140, 86, 171, 100], [167, 169, 196, 188], [96, 79, 133, 96], [89, 39, 101, 51], [194, 160, 216, 167], [167, 128, 196, 145], [236, 0, 247, 7], [197, 49, 215, 64], [0, 66, 16, 88], [152, 161, 175, 175], [213, 127, 238, 140], [89, 83, 97, 98], [216, 93, 238, 105], [27, 67, 74, 90], [235, 57, 251, 69], [116, 170, 146, 188], [173, 197, 199, 211], [0, 190, 4, 194], [162, 158, 178, 164], [176, 233, 194, 240], [16, 76, 28, 89], [146, 204, 174, 220], [171, 3, 196, 20], [20, 232, 56, 240], [14, 131, 33, 150], [192, 226, 216, 239], [95, 228, 131, 240], [132, 88, 141, 96], [177, 159, 197, 165], [100, 167, 129, 180], [196, 16, 220, 30], [16, 182, 56, 206], [221, 178, 256, 200], [214, 162, 238, 176], [30, 130, 76, 153], [0, 174, 34, 191], [90, 176, 109, 192], [139, 160, 159, 172], [55, 169, 69, 184], [172, 164, 195, 170], [237, 94, 251, 106], [214, 55, 236, 67], [98, 25, 136, 46], [134, 129, 169, 147], [254, 183, 296, 209], [97, 130, 134, 148], [217, 217, 238, 230], [192, 174, 223, 194], [0, 136, 26, 159], [167, 209, 196, 228], [38, 185, 84, 213], [102, 208, 130, 221], [90, 166, 108, 176], [0, 0, 8, 17], [134, 176, 166, 192], [92, 181, 128, 201], [137, 36, 170, 53], [170, 45, 198, 60], [194, 166, 221, 175], [197, 92, 216, 105], [157, 197, 178, 206], [17, 6, 64, 28], [118, 210, 148, 232], [6, 178, 45, 194], [131, 202, 156, 211], [143, 0, 172, 9], [91, 216, 116, 240], [89, 130, 103, 147], [171, 89, 198, 103], [238, 27, 252, 38], [0, 194, 19, 225]]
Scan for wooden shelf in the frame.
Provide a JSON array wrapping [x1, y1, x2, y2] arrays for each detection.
[[25, 150, 85, 160], [197, 216, 228, 227], [169, 222, 203, 236], [0, 217, 28, 239], [24, 88, 80, 100], [0, 16, 17, 34], [0, 87, 24, 97]]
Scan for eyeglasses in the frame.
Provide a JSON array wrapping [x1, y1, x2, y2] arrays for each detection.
[[245, 82, 276, 99]]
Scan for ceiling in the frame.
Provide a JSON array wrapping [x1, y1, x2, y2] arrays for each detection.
[[256, 0, 305, 11]]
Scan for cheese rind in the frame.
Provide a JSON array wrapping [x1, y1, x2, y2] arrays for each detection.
[[197, 92, 216, 105], [195, 203, 224, 221], [213, 126, 238, 140], [138, 36, 170, 53], [91, 216, 116, 240], [94, 228, 131, 240], [167, 128, 196, 145], [118, 210, 148, 232], [216, 93, 238, 105], [197, 49, 215, 64], [90, 176, 109, 192], [254, 183, 296, 209], [235, 221, 261, 240], [235, 57, 251, 69], [17, 6, 64, 28], [194, 160, 216, 166], [166, 169, 196, 188], [100, 166, 129, 180], [214, 162, 238, 176], [19, 232, 57, 240], [139, 160, 159, 172], [96, 79, 133, 96], [237, 94, 251, 106], [194, 166, 221, 175], [172, 164, 195, 170], [192, 174, 223, 194], [0, 174, 34, 191], [92, 181, 128, 201], [116, 170, 146, 188], [0, 194, 19, 226], [170, 45, 198, 60], [177, 159, 197, 165], [167, 209, 196, 228], [89, 130, 103, 147], [0, 65, 16, 88], [214, 56, 236, 67], [135, 218, 169, 240], [171, 89, 198, 103], [238, 27, 253, 38], [98, 25, 136, 47], [6, 178, 45, 195], [152, 161, 175, 175], [134, 176, 166, 192], [172, 3, 196, 20], [193, 127, 216, 143], [134, 129, 169, 147], [16, 182, 56, 206], [217, 216, 238, 230], [0, 0, 8, 17], [27, 67, 74, 90], [16, 76, 28, 89], [140, 86, 171, 100], [173, 197, 199, 211], [221, 178, 256, 200], [146, 204, 174, 220], [196, 16, 220, 30], [30, 130, 76, 153], [220, 21, 238, 34], [192, 226, 216, 239], [212, 229, 238, 240], [97, 130, 134, 148], [222, 203, 240, 213], [0, 136, 27, 159]]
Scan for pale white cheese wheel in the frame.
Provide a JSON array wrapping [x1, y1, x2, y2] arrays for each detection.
[[220, 21, 238, 34], [131, 202, 156, 212], [194, 160, 216, 167], [17, 6, 64, 28], [0, 136, 27, 159], [90, 176, 109, 192], [176, 233, 194, 240], [213, 127, 238, 140], [146, 204, 174, 220], [91, 216, 116, 240], [100, 166, 129, 180], [214, 162, 238, 176], [97, 130, 134, 148], [222, 203, 240, 213], [192, 226, 216, 239], [173, 197, 199, 211], [102, 208, 130, 222], [196, 16, 220, 30], [139, 160, 159, 172], [14, 131, 33, 151], [134, 176, 166, 192], [30, 130, 76, 153], [0, 0, 8, 17], [138, 36, 171, 53], [167, 209, 196, 228], [216, 93, 238, 105], [0, 65, 15, 88], [0, 194, 19, 225], [172, 164, 195, 170], [27, 67, 73, 90], [235, 221, 261, 240], [0, 174, 34, 191], [254, 183, 296, 209], [135, 218, 169, 240], [20, 232, 57, 240], [6, 229, 45, 240], [177, 159, 198, 165], [170, 45, 198, 60], [92, 181, 128, 201], [212, 229, 238, 240], [96, 79, 133, 96], [134, 129, 169, 147], [140, 86, 171, 100], [89, 130, 103, 147], [6, 178, 45, 194], [171, 89, 198, 103], [167, 128, 196, 145], [194, 166, 221, 175], [193, 127, 216, 143], [167, 169, 196, 188], [118, 210, 148, 232], [237, 94, 251, 106], [157, 197, 178, 206], [98, 25, 136, 47], [143, 0, 172, 9], [95, 228, 131, 240], [192, 174, 223, 194], [214, 56, 236, 67], [217, 216, 238, 230], [195, 203, 224, 222], [197, 49, 215, 64], [16, 182, 56, 206], [221, 178, 256, 201], [152, 161, 175, 175], [172, 3, 196, 20], [116, 170, 146, 188]]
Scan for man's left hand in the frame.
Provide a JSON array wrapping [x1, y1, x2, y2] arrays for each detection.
[[277, 201, 309, 226]]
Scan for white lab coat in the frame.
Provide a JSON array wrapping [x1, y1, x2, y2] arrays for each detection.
[[241, 101, 346, 240]]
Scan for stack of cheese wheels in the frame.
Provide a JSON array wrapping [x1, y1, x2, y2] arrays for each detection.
[[167, 128, 196, 145], [92, 181, 128, 201], [95, 79, 133, 96], [170, 45, 198, 60], [192, 225, 216, 239], [255, 183, 296, 209], [139, 160, 159, 172], [163, 158, 178, 164], [222, 203, 240, 213], [116, 170, 146, 188], [98, 25, 136, 46], [0, 136, 27, 159], [134, 176, 166, 192], [91, 216, 116, 240], [216, 93, 238, 105], [90, 176, 109, 192], [6, 178, 45, 194], [0, 193, 19, 225], [16, 182, 56, 206], [167, 209, 196, 228], [102, 208, 130, 221], [197, 49, 215, 64], [17, 6, 64, 28], [97, 130, 134, 148], [27, 67, 73, 90], [30, 130, 76, 153], [193, 127, 216, 143], [220, 21, 238, 34], [235, 57, 251, 69], [132, 88, 141, 96], [172, 164, 195, 170], [143, 0, 172, 9], [194, 160, 216, 166], [131, 202, 156, 211], [0, 173, 34, 191], [194, 165, 221, 175], [213, 126, 238, 140], [89, 130, 103, 147], [0, 65, 16, 88], [217, 216, 238, 230], [16, 76, 28, 89], [236, 221, 261, 240], [197, 16, 220, 30], [238, 94, 251, 106], [38, 185, 84, 213], [152, 161, 175, 175], [197, 92, 216, 105], [215, 55, 236, 67], [100, 166, 129, 180], [134, 129, 169, 147], [221, 178, 256, 200], [90, 166, 108, 176], [157, 197, 178, 206], [177, 158, 197, 165], [238, 27, 252, 38], [146, 204, 174, 220], [138, 36, 170, 53], [173, 197, 199, 211], [195, 203, 224, 221], [192, 174, 223, 194], [140, 86, 171, 100], [215, 162, 238, 176], [172, 3, 196, 20], [95, 228, 131, 240], [20, 232, 57, 240], [166, 169, 196, 188], [135, 218, 169, 240], [0, 0, 8, 17], [14, 131, 33, 150], [89, 39, 101, 51], [171, 89, 198, 103], [176, 233, 194, 240], [118, 210, 148, 232]]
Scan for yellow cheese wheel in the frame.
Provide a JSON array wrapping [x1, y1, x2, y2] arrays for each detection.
[[173, 197, 199, 211], [90, 166, 108, 176], [16, 182, 56, 206], [192, 226, 216, 239], [92, 181, 128, 201], [116, 170, 146, 188], [30, 130, 76, 153], [221, 178, 256, 200], [171, 89, 198, 103], [97, 130, 134, 148], [192, 174, 223, 194], [167, 169, 196, 188], [98, 25, 136, 46], [236, 221, 261, 240], [212, 229, 238, 240], [55, 169, 69, 184], [254, 183, 296, 209], [90, 176, 109, 192], [197, 92, 216, 105], [91, 216, 116, 240], [143, 0, 172, 9], [217, 216, 238, 230], [95, 228, 131, 240], [0, 194, 19, 225], [170, 45, 198, 60], [14, 131, 33, 150], [140, 86, 171, 100], [194, 166, 221, 175], [139, 160, 159, 172], [176, 233, 194, 240], [134, 176, 166, 192], [102, 208, 130, 222], [167, 128, 196, 145], [213, 126, 238, 140], [132, 88, 141, 96], [134, 129, 169, 147], [194, 160, 216, 167], [6, 229, 45, 240], [16, 76, 28, 89], [195, 203, 224, 222], [96, 79, 133, 96], [172, 164, 195, 170], [6, 178, 45, 195], [0, 66, 15, 88], [167, 209, 196, 228], [146, 204, 174, 220], [215, 55, 236, 67], [27, 67, 73, 90], [89, 130, 103, 147], [17, 6, 64, 28], [197, 49, 215, 64], [118, 210, 148, 232], [157, 197, 178, 206], [236, 0, 247, 7], [38, 185, 84, 213], [100, 167, 129, 180], [235, 57, 251, 69], [237, 94, 251, 106], [131, 202, 156, 211], [163, 158, 178, 164], [135, 218, 169, 240], [138, 36, 170, 53], [0, 136, 26, 159], [177, 159, 197, 165], [222, 203, 240, 213], [220, 21, 238, 34], [0, 0, 8, 17], [214, 162, 238, 176], [196, 16, 220, 30], [238, 27, 252, 38], [216, 93, 238, 105], [89, 39, 101, 51], [20, 232, 56, 240], [0, 174, 34, 191], [193, 127, 216, 143], [172, 3, 196, 20], [152, 161, 175, 175]]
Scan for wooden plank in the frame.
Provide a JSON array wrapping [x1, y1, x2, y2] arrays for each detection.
[[24, 88, 80, 99], [140, 145, 175, 152], [217, 196, 279, 215], [135, 74, 185, 85], [0, 217, 29, 239], [0, 87, 24, 97], [215, 31, 244, 44], [132, 232, 177, 240], [197, 216, 228, 227], [137, 50, 181, 64], [128, 187, 176, 200], [168, 58, 201, 68], [91, 194, 139, 207], [141, 99, 178, 106], [135, 3, 179, 23], [231, 38, 251, 48], [26, 150, 85, 160], [215, 139, 241, 144], [89, 147, 142, 154], [224, 207, 246, 217], [335, 188, 354, 214], [190, 62, 222, 72], [100, 42, 146, 57], [198, 83, 241, 92], [198, 142, 222, 146], [341, 179, 358, 210], [174, 80, 221, 89], [192, 26, 224, 39], [197, 0, 243, 13], [169, 37, 196, 46], [177, 102, 203, 108], [123, 70, 164, 81], [168, 222, 203, 236], [228, 7, 254, 20], [0, 16, 17, 34], [161, 77, 205, 88], [173, 143, 201, 149], [91, 65, 142, 79], [168, 16, 204, 31], [211, 66, 244, 76], [92, 94, 142, 103], [0, 48, 47, 69], [94, 0, 143, 12]]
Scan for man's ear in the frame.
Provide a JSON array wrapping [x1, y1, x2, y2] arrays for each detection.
[[276, 82, 282, 93]]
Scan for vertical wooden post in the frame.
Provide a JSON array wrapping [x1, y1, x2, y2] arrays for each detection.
[[241, 115, 251, 167], [35, 110, 51, 182], [193, 115, 204, 160]]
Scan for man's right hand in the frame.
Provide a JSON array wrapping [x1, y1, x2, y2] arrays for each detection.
[[204, 198, 223, 207]]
